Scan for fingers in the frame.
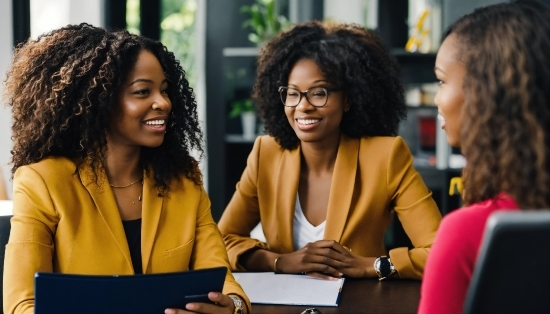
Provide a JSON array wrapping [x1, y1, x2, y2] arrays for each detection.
[[304, 260, 343, 278], [278, 250, 343, 276], [303, 244, 350, 264], [311, 240, 351, 255], [275, 241, 354, 277], [295, 254, 344, 277], [207, 292, 232, 306], [166, 292, 233, 314]]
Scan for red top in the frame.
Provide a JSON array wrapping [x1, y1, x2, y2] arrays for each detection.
[[418, 194, 519, 314]]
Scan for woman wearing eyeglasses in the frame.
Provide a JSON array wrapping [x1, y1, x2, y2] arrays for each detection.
[[218, 21, 441, 280]]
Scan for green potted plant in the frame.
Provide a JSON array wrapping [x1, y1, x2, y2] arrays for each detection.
[[240, 0, 290, 46], [229, 99, 256, 139]]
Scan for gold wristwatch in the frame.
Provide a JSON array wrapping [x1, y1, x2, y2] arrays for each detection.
[[229, 295, 244, 314]]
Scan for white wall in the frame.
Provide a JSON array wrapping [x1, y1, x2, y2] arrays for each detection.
[[195, 0, 208, 190], [30, 0, 103, 38], [323, 0, 378, 29], [0, 0, 13, 197]]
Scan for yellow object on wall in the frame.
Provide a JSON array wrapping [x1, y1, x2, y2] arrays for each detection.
[[405, 9, 430, 53], [449, 177, 464, 196]]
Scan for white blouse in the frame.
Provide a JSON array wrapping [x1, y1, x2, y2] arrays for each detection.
[[293, 194, 326, 251]]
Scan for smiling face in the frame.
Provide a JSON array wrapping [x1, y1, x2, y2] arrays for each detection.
[[434, 33, 467, 148], [109, 50, 171, 149], [285, 58, 347, 147]]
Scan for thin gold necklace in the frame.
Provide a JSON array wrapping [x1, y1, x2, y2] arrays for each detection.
[[110, 177, 143, 204], [109, 177, 143, 188]]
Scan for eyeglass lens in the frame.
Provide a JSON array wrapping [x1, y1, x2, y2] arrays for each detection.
[[280, 87, 329, 107]]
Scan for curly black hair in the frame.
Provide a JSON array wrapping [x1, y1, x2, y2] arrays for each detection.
[[253, 20, 406, 150], [4, 23, 204, 192], [445, 0, 550, 208]]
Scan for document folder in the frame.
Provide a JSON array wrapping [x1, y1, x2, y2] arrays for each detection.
[[234, 272, 344, 306], [34, 266, 227, 314]]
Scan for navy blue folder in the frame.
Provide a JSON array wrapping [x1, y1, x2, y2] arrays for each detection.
[[34, 266, 227, 314]]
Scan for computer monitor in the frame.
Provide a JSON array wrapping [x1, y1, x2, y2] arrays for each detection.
[[463, 210, 550, 314]]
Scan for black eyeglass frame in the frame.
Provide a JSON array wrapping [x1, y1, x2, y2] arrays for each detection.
[[278, 86, 342, 108]]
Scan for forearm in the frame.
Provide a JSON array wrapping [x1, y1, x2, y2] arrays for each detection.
[[239, 248, 279, 272]]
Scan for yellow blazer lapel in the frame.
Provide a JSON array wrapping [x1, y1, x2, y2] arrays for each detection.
[[275, 147, 301, 253], [324, 135, 359, 242], [78, 166, 132, 269], [140, 170, 164, 273]]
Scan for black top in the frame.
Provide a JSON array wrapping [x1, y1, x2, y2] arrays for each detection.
[[122, 218, 142, 274]]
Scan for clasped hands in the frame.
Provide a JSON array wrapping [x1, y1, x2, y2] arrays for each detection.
[[275, 240, 376, 280]]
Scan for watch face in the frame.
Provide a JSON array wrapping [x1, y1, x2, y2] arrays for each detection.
[[379, 257, 391, 276]]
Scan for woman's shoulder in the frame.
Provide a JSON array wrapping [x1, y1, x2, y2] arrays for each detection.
[[355, 135, 411, 158], [253, 135, 288, 155], [356, 135, 406, 149], [441, 195, 519, 232], [17, 156, 76, 176], [13, 157, 80, 190], [255, 134, 282, 148]]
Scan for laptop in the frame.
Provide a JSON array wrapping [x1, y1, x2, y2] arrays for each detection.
[[463, 210, 550, 314], [35, 266, 227, 314]]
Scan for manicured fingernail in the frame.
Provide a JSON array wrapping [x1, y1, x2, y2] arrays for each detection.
[[186, 303, 196, 310]]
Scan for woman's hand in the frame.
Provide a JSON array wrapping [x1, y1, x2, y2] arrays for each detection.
[[164, 292, 236, 314], [276, 240, 377, 279], [320, 241, 377, 278]]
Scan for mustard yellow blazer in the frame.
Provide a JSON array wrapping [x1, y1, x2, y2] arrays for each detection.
[[218, 135, 442, 280], [4, 157, 250, 314]]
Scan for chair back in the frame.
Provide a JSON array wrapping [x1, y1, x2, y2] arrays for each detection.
[[0, 215, 12, 313], [463, 210, 550, 314]]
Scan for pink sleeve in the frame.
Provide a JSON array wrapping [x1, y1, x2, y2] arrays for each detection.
[[417, 211, 476, 314]]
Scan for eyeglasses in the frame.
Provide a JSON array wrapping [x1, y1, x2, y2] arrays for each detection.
[[278, 86, 341, 108]]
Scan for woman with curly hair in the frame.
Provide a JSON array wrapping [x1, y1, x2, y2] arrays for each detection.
[[218, 21, 441, 281], [3, 24, 249, 314], [418, 1, 550, 313]]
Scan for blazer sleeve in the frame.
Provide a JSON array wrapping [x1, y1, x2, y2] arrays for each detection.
[[187, 185, 251, 312], [218, 137, 269, 270], [4, 166, 58, 314], [386, 137, 442, 279]]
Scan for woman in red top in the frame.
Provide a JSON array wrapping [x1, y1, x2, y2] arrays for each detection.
[[418, 1, 550, 313]]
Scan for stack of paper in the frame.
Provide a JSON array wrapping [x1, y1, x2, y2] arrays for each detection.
[[233, 272, 345, 306]]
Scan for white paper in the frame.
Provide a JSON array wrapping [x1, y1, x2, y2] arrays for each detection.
[[233, 272, 345, 306]]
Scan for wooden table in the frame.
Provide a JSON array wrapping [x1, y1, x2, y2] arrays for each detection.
[[252, 278, 421, 314]]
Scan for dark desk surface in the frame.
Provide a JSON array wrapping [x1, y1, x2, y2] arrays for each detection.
[[251, 278, 421, 314]]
